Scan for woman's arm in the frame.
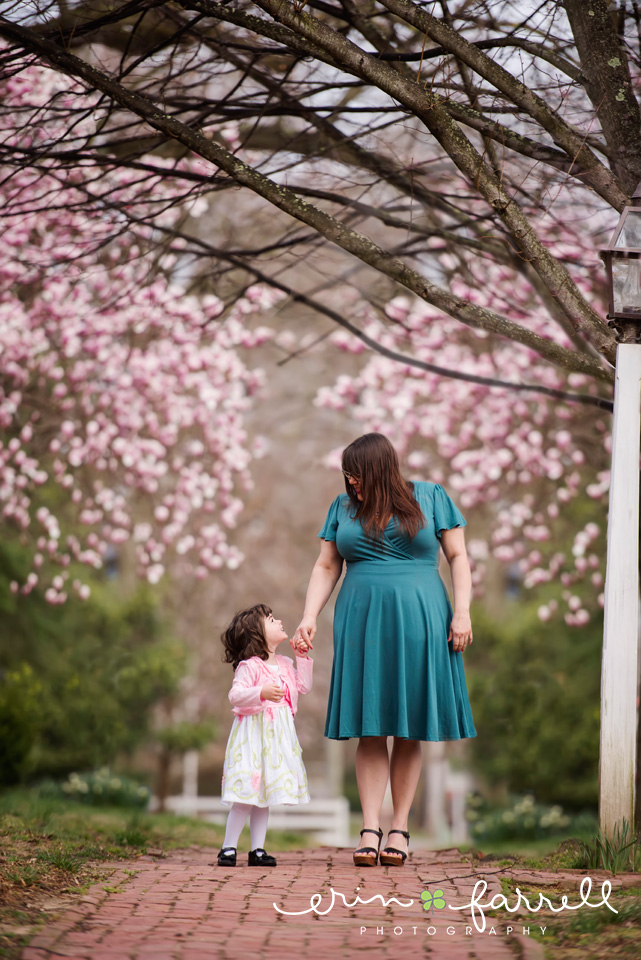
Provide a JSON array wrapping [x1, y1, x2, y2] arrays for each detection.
[[294, 539, 344, 648], [439, 527, 473, 652]]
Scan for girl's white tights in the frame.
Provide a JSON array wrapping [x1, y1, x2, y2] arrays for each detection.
[[222, 802, 269, 850]]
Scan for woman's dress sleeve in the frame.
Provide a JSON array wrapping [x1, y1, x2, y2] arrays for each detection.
[[318, 495, 342, 541], [433, 484, 467, 538]]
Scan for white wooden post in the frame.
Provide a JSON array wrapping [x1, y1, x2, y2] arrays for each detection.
[[325, 737, 345, 798], [182, 749, 199, 799], [600, 343, 641, 838], [423, 741, 448, 842]]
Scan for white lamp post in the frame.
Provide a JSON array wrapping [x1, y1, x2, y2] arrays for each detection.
[[599, 184, 641, 838]]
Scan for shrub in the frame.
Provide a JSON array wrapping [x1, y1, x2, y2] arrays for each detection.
[[466, 792, 597, 844], [466, 606, 601, 810], [0, 535, 188, 779], [56, 768, 151, 808], [0, 664, 42, 786]]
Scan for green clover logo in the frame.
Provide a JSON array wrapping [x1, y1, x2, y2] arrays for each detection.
[[420, 888, 447, 914]]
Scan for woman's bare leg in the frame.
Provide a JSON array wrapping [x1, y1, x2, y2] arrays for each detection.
[[384, 738, 422, 861], [354, 736, 389, 851]]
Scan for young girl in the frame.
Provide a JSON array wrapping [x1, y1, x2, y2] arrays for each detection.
[[218, 603, 313, 867]]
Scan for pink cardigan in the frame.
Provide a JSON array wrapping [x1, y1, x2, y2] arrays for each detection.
[[228, 654, 313, 718]]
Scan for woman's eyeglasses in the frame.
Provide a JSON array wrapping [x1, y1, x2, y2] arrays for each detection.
[[342, 470, 360, 481]]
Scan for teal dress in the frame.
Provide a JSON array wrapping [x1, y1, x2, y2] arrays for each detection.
[[319, 481, 476, 741]]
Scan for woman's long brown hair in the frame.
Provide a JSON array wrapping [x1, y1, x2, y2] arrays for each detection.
[[342, 433, 424, 540], [221, 603, 271, 670]]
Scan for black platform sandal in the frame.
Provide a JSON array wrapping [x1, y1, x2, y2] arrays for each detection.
[[353, 827, 383, 867], [248, 848, 277, 866], [379, 829, 410, 866], [217, 846, 237, 867]]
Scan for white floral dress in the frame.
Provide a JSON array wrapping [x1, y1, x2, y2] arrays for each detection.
[[221, 664, 310, 807]]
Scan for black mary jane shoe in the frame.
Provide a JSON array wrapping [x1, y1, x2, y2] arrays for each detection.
[[379, 829, 410, 867], [217, 846, 237, 867], [248, 847, 277, 867], [353, 827, 384, 867]]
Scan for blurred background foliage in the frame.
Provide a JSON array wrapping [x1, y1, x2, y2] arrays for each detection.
[[0, 504, 604, 828], [466, 602, 601, 811], [0, 397, 607, 839], [0, 537, 189, 785]]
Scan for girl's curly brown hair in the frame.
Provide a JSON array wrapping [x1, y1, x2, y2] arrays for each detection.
[[221, 603, 272, 670]]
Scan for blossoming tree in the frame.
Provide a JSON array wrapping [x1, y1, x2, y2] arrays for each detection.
[[316, 222, 612, 626], [0, 0, 638, 616], [0, 67, 277, 599]]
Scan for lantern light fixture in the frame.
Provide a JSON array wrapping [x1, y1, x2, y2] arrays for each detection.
[[600, 183, 641, 338]]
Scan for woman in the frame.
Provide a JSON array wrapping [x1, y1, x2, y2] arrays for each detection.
[[294, 433, 475, 867]]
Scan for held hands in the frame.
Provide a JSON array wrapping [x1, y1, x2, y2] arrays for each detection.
[[292, 637, 310, 657], [260, 682, 284, 702], [448, 611, 473, 653], [292, 615, 317, 653]]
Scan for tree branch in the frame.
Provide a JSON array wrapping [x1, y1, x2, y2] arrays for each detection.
[[0, 13, 614, 382], [144, 221, 615, 412], [374, 35, 584, 84], [251, 0, 617, 362], [376, 0, 629, 210], [563, 0, 641, 192]]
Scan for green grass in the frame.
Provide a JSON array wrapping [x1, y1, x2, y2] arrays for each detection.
[[0, 785, 308, 852], [470, 842, 641, 959], [576, 820, 641, 874], [35, 848, 83, 872], [483, 874, 641, 958], [459, 831, 597, 864], [510, 827, 641, 876], [0, 784, 309, 960]]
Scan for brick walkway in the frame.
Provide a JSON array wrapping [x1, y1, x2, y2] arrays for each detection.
[[21, 847, 639, 960]]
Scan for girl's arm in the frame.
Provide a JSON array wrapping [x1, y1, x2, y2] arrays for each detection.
[[293, 655, 313, 694], [439, 527, 473, 653], [228, 661, 266, 714], [295, 539, 344, 647]]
